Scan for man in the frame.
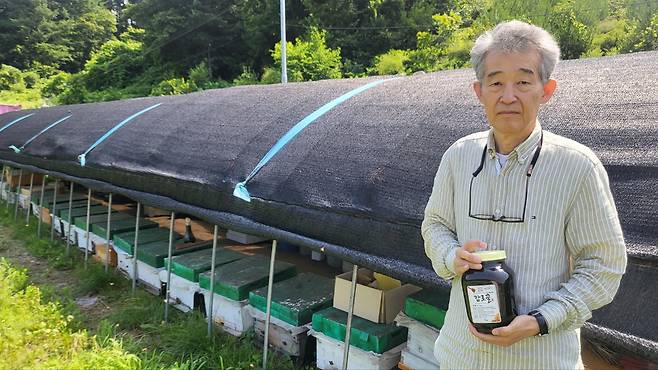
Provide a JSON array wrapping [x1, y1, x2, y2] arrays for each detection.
[[421, 20, 627, 369]]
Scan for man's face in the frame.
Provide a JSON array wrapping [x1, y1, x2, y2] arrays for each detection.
[[473, 50, 556, 139]]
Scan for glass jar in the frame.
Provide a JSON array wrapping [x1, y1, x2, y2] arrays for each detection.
[[461, 250, 517, 334]]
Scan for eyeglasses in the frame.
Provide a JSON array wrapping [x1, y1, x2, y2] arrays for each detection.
[[468, 132, 543, 223]]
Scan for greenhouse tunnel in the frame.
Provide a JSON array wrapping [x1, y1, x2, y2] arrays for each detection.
[[0, 50, 656, 362]]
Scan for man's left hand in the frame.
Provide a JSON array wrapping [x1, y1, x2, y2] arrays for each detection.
[[468, 315, 540, 347]]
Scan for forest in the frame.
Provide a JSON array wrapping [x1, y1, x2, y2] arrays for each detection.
[[1, 0, 657, 108]]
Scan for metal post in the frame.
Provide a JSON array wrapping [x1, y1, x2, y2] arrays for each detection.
[[25, 173, 34, 226], [104, 193, 113, 273], [13, 169, 22, 220], [84, 188, 92, 269], [262, 239, 278, 370], [280, 0, 287, 84], [132, 202, 141, 295], [65, 183, 74, 255], [37, 175, 46, 237], [0, 165, 6, 208], [207, 225, 218, 337], [164, 211, 175, 322], [342, 264, 359, 370], [5, 166, 11, 211], [50, 179, 58, 240]]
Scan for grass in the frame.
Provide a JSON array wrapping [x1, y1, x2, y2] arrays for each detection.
[[0, 201, 299, 370]]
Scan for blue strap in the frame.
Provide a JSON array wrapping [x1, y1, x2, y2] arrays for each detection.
[[78, 103, 162, 166], [233, 78, 396, 202], [10, 115, 72, 153], [0, 113, 35, 134]]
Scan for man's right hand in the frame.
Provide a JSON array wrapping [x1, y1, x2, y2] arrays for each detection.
[[453, 240, 487, 274]]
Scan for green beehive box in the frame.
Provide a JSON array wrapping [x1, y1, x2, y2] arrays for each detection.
[[311, 307, 408, 354], [165, 248, 246, 282], [249, 273, 334, 326], [58, 204, 107, 220], [74, 212, 132, 229], [32, 192, 89, 204], [113, 228, 181, 254], [52, 200, 94, 217], [403, 289, 449, 330], [91, 217, 159, 239], [198, 255, 297, 301], [136, 240, 212, 268]]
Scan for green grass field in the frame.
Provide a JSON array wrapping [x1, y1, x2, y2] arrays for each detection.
[[0, 206, 297, 370]]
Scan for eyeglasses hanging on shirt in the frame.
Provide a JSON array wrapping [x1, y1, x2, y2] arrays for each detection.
[[468, 132, 543, 223]]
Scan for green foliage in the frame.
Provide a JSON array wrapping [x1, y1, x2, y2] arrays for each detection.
[[0, 64, 47, 109], [0, 64, 24, 90], [546, 0, 593, 59], [630, 13, 658, 51], [0, 258, 139, 369], [0, 0, 116, 72], [151, 78, 198, 96], [189, 61, 211, 88], [83, 27, 146, 91], [272, 27, 343, 81], [260, 67, 283, 84], [370, 49, 410, 75], [586, 17, 632, 56], [404, 10, 477, 73], [1, 0, 657, 107], [232, 67, 260, 86]]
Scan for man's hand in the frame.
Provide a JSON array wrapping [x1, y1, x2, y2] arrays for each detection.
[[453, 240, 487, 274], [468, 315, 541, 347]]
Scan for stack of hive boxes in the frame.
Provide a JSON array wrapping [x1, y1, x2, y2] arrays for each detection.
[[396, 289, 448, 370], [164, 247, 245, 311], [199, 255, 297, 336], [247, 272, 335, 359], [310, 268, 421, 370]]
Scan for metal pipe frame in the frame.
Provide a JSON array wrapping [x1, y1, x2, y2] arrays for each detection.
[[207, 225, 218, 337], [65, 182, 74, 255], [37, 175, 46, 237], [104, 193, 113, 273], [0, 165, 5, 209], [342, 264, 359, 370], [132, 202, 141, 295], [50, 179, 58, 240], [13, 168, 22, 220], [84, 188, 92, 269], [5, 166, 11, 211], [25, 173, 34, 226], [262, 239, 278, 370], [164, 211, 175, 322]]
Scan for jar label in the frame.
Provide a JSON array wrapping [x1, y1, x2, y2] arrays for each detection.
[[466, 284, 502, 324]]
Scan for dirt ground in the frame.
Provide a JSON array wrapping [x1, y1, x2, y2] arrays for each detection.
[[0, 218, 620, 369]]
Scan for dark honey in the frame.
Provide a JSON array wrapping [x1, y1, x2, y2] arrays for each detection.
[[461, 250, 517, 334]]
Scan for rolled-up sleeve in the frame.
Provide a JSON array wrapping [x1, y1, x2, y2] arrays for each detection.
[[538, 161, 627, 332], [422, 149, 462, 281]]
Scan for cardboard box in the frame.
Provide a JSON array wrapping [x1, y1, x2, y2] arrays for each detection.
[[333, 268, 421, 324]]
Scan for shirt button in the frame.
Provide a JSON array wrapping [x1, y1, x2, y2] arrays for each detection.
[[494, 208, 502, 217]]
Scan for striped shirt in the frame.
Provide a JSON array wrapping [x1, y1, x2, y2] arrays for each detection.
[[421, 122, 627, 369]]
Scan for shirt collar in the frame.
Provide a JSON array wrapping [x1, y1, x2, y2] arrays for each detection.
[[487, 121, 542, 164]]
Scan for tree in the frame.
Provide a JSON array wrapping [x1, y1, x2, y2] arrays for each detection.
[[545, 0, 593, 59], [0, 0, 115, 73], [125, 0, 249, 81], [301, 0, 443, 75], [272, 27, 342, 81]]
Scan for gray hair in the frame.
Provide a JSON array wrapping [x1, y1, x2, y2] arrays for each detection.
[[470, 20, 560, 83]]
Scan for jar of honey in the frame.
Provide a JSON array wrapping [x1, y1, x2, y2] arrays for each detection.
[[461, 250, 517, 334]]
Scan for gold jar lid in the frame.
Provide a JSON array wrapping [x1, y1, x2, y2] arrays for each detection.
[[474, 250, 506, 261]]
